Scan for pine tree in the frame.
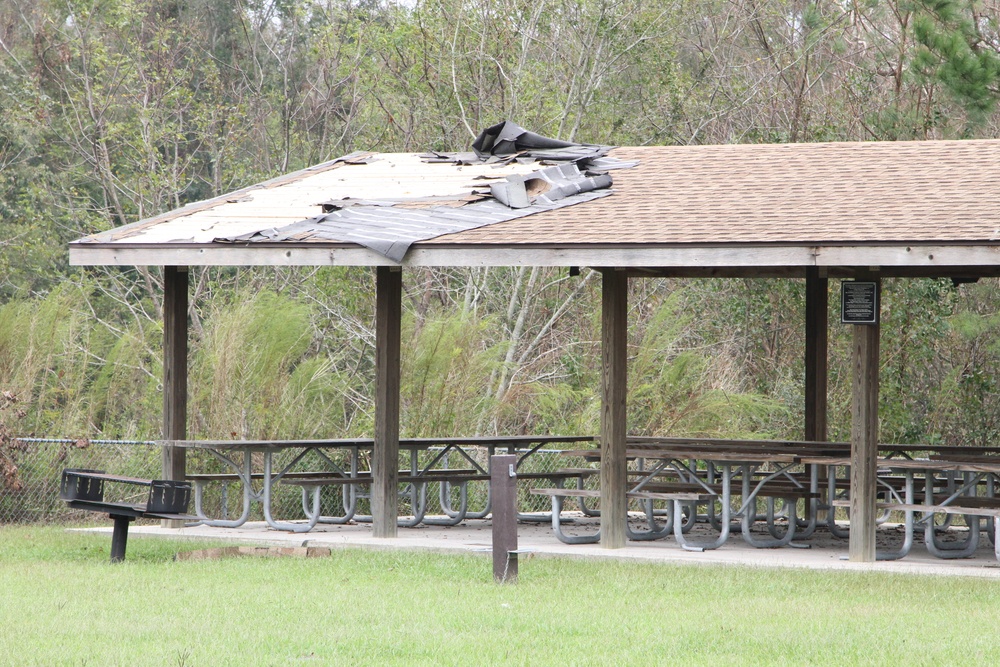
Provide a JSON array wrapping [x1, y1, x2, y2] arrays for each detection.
[[912, 0, 1000, 121]]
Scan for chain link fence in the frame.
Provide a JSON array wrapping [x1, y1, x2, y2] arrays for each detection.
[[1, 438, 163, 524], [1, 438, 595, 525]]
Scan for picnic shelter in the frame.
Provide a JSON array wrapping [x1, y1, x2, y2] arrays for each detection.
[[68, 123, 1000, 562]]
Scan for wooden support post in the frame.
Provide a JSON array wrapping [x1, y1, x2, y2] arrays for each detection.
[[490, 454, 518, 583], [804, 268, 828, 443], [849, 278, 880, 563], [600, 268, 627, 549], [373, 267, 401, 538], [162, 266, 188, 529]]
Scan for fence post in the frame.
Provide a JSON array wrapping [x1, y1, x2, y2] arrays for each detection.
[[490, 454, 518, 583]]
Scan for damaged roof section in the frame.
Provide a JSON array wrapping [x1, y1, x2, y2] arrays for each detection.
[[226, 163, 615, 262], [218, 121, 635, 262]]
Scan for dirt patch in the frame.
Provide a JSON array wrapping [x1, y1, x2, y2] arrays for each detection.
[[175, 546, 332, 561]]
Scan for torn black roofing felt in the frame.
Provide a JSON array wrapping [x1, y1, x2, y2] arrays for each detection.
[[217, 121, 637, 262], [227, 175, 614, 262], [423, 120, 617, 165], [471, 120, 609, 162]]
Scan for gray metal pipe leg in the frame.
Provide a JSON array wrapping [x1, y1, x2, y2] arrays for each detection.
[[737, 466, 797, 548], [827, 467, 850, 539], [673, 498, 730, 552], [549, 496, 600, 544], [424, 483, 470, 526], [672, 467, 732, 552], [109, 514, 134, 563], [315, 483, 358, 524], [626, 499, 673, 541], [876, 471, 914, 561], [192, 456, 254, 528], [743, 501, 797, 548], [922, 474, 980, 559], [925, 516, 980, 558]]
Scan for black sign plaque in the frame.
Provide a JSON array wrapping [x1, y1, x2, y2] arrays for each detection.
[[841, 281, 879, 324]]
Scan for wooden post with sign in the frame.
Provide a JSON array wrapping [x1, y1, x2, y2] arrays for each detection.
[[842, 277, 880, 562]]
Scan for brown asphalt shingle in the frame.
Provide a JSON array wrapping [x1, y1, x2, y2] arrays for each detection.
[[427, 140, 1000, 246]]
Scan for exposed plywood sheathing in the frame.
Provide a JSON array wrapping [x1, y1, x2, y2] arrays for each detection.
[[78, 153, 548, 246]]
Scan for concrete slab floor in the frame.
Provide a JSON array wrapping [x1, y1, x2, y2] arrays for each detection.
[[75, 513, 1000, 580]]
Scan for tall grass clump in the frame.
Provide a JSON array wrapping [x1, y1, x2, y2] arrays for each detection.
[[403, 311, 500, 436], [192, 289, 314, 438], [0, 283, 114, 436], [630, 291, 788, 437]]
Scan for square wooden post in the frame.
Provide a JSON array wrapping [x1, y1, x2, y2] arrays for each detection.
[[373, 266, 402, 538], [849, 278, 880, 562], [491, 454, 519, 583], [162, 266, 188, 529], [804, 268, 828, 442], [600, 268, 627, 549]]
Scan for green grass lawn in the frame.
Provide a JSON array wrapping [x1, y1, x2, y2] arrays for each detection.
[[1, 525, 999, 666]]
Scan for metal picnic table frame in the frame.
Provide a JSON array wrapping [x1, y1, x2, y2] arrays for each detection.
[[802, 453, 1000, 561], [167, 435, 595, 533], [543, 437, 1000, 560]]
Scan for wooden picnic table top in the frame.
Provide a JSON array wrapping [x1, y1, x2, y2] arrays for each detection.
[[164, 435, 594, 451], [929, 452, 1000, 464], [569, 437, 1000, 459], [628, 436, 847, 449], [626, 448, 801, 463], [624, 437, 958, 456], [923, 445, 1000, 455], [559, 443, 1000, 473], [798, 455, 1000, 474], [164, 434, 1000, 475], [560, 447, 801, 464], [160, 434, 1000, 461]]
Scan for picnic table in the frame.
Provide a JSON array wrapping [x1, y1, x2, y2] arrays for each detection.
[[539, 438, 824, 549], [168, 435, 595, 532], [802, 451, 1000, 560], [534, 437, 1000, 560]]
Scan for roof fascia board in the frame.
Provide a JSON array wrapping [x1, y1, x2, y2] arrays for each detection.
[[69, 243, 1000, 271]]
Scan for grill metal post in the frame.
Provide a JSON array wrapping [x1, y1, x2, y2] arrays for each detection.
[[109, 515, 134, 563]]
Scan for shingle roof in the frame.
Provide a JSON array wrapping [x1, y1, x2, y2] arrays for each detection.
[[69, 138, 1000, 272], [430, 141, 1000, 246]]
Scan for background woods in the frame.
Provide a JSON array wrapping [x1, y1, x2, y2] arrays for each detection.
[[1, 0, 1000, 447]]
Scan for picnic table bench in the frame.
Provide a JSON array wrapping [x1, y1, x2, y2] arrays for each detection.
[[59, 468, 194, 562]]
